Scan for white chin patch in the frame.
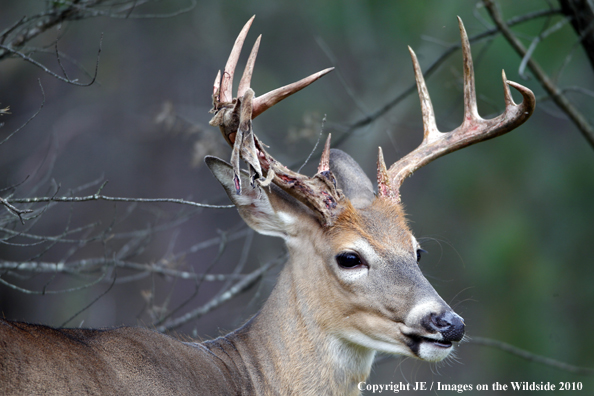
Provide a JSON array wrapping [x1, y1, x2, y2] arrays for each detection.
[[418, 340, 453, 362], [340, 332, 413, 358]]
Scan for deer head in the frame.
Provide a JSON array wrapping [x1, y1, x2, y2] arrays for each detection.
[[206, 15, 534, 373], [0, 16, 537, 396]]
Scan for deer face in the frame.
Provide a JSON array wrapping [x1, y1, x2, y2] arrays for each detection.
[[317, 199, 464, 362], [270, 151, 465, 363]]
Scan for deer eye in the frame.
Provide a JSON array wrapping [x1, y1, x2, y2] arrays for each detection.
[[336, 252, 366, 269], [416, 248, 427, 262]]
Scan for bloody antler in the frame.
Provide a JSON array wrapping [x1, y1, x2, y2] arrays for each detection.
[[209, 16, 341, 225], [210, 16, 334, 146], [377, 17, 536, 202]]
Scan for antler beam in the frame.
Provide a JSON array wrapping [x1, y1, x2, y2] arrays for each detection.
[[378, 17, 536, 202]]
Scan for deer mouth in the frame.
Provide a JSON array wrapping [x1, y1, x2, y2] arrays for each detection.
[[407, 333, 452, 349], [400, 331, 456, 362]]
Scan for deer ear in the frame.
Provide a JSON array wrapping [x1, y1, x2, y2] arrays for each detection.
[[205, 156, 315, 239], [329, 149, 374, 209]]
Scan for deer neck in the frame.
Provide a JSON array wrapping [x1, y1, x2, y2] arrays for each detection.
[[227, 250, 375, 395]]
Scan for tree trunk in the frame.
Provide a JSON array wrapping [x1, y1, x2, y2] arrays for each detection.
[[559, 0, 594, 71]]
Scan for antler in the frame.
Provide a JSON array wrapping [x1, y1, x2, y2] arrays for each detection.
[[377, 17, 536, 202], [209, 16, 341, 225], [210, 16, 334, 144]]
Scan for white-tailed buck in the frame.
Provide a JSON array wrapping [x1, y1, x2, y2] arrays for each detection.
[[0, 16, 534, 396]]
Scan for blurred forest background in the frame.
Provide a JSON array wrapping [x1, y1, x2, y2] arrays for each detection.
[[0, 0, 593, 393]]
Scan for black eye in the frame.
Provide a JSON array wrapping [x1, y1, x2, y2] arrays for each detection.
[[416, 248, 427, 262], [336, 252, 365, 269]]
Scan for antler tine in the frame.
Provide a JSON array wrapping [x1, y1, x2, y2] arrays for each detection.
[[213, 70, 221, 98], [252, 67, 335, 119], [458, 17, 479, 122], [317, 134, 332, 173], [501, 69, 515, 107], [220, 15, 255, 103], [379, 18, 536, 203], [377, 147, 395, 200], [506, 79, 534, 107], [237, 35, 262, 98], [408, 47, 440, 144]]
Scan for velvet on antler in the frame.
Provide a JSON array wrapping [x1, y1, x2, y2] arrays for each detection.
[[209, 16, 341, 226]]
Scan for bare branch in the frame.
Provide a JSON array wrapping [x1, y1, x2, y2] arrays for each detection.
[[81, 0, 198, 20], [484, 0, 594, 148], [468, 336, 594, 376], [6, 193, 234, 209], [0, 266, 109, 295], [20, 46, 99, 82], [0, 34, 102, 87], [157, 256, 283, 332], [0, 1, 197, 61], [0, 227, 251, 282], [0, 222, 100, 245], [0, 197, 33, 225], [152, 230, 231, 326], [210, 230, 254, 302], [0, 258, 247, 282], [518, 17, 571, 79]]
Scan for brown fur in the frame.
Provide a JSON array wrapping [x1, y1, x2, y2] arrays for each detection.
[[329, 198, 412, 253]]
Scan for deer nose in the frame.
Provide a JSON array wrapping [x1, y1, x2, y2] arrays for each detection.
[[425, 311, 465, 342]]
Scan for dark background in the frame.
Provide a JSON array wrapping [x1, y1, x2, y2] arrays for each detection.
[[1, 1, 592, 393]]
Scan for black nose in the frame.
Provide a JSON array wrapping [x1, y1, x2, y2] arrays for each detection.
[[424, 311, 465, 342]]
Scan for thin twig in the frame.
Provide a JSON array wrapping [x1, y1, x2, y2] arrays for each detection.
[[298, 115, 326, 173], [0, 266, 109, 294], [59, 262, 118, 327], [104, 0, 197, 19], [0, 33, 102, 87], [518, 17, 571, 79], [167, 227, 249, 262], [0, 256, 249, 281], [6, 193, 233, 209], [211, 229, 254, 301], [153, 230, 230, 326], [21, 46, 99, 83], [468, 336, 594, 376], [0, 1, 197, 61], [157, 256, 283, 332], [0, 197, 33, 225], [315, 37, 369, 116]]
